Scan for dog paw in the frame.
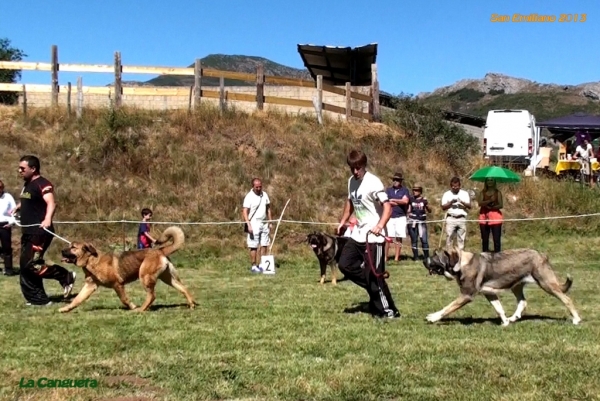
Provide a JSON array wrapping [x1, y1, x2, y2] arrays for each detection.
[[501, 319, 511, 327], [573, 317, 582, 325], [426, 313, 441, 323], [508, 314, 521, 323], [58, 307, 69, 313]]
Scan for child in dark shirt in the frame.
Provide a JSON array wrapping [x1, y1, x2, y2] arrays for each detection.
[[137, 208, 157, 249]]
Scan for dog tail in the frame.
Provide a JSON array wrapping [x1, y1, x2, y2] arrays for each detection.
[[155, 226, 185, 256], [561, 274, 573, 293]]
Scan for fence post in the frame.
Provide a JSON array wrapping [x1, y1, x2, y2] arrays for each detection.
[[22, 85, 27, 119], [51, 45, 58, 106], [194, 59, 202, 109], [345, 82, 352, 121], [256, 64, 264, 111], [371, 63, 380, 122], [219, 76, 225, 113], [314, 75, 323, 125], [67, 82, 72, 117], [114, 51, 122, 108], [76, 76, 83, 119]]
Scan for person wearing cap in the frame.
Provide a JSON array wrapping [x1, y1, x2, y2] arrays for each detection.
[[407, 184, 431, 261], [440, 176, 471, 251], [384, 172, 410, 262]]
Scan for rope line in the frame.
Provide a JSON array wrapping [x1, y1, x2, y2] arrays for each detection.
[[2, 212, 600, 228]]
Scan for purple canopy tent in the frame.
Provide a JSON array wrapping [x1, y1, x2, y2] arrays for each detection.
[[537, 112, 600, 143]]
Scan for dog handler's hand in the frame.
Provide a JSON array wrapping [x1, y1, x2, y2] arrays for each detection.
[[370, 225, 383, 236], [336, 222, 346, 236]]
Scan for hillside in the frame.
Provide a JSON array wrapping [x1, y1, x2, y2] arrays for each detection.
[[143, 54, 312, 87], [1, 103, 599, 259], [418, 72, 600, 121]]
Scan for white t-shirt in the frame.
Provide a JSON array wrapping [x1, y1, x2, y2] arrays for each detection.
[[348, 171, 389, 243], [243, 190, 270, 222], [441, 189, 471, 218], [575, 143, 593, 161], [0, 192, 16, 222]]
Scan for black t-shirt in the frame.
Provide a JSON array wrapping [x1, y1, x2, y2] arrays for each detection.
[[20, 176, 54, 234]]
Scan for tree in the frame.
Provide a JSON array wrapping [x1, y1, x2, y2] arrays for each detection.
[[0, 38, 27, 105]]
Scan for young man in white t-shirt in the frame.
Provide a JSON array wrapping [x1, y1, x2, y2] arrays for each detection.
[[440, 176, 471, 251], [335, 150, 400, 319], [242, 178, 273, 273]]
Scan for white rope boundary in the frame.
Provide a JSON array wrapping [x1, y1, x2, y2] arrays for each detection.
[[30, 211, 600, 226]]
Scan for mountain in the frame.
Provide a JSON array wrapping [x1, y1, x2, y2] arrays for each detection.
[[417, 73, 600, 121], [143, 54, 312, 87]]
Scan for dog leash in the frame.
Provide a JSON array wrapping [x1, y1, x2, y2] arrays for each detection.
[[364, 230, 392, 280], [1, 216, 72, 245]]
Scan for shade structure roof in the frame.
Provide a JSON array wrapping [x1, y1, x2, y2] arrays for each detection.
[[537, 112, 600, 142], [297, 43, 377, 86]]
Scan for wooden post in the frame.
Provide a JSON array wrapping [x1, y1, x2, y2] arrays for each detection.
[[114, 51, 122, 108], [256, 64, 264, 111], [371, 63, 380, 122], [76, 77, 83, 119], [315, 75, 323, 125], [188, 85, 193, 113], [194, 59, 201, 108], [67, 82, 72, 117], [345, 82, 352, 121], [51, 45, 59, 106], [219, 76, 225, 112], [22, 85, 27, 119]]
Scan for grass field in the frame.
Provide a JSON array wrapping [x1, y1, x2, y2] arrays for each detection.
[[1, 230, 600, 401]]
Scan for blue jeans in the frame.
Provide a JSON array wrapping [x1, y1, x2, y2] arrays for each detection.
[[407, 221, 429, 260]]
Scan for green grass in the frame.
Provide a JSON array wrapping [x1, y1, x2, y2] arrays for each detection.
[[1, 232, 600, 401]]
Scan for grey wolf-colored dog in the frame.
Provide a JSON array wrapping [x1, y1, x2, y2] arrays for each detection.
[[422, 247, 581, 326]]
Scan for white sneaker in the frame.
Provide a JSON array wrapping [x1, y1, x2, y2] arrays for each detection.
[[26, 301, 53, 306], [250, 265, 262, 273], [63, 271, 76, 298]]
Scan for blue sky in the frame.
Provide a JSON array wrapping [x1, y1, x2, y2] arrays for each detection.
[[1, 0, 598, 96]]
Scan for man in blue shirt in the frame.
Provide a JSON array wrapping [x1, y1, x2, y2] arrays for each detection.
[[385, 172, 409, 262]]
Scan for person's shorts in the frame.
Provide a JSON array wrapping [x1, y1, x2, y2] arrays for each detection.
[[247, 221, 271, 248], [386, 216, 407, 239], [581, 160, 592, 176]]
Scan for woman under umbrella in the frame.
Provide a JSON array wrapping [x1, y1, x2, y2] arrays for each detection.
[[476, 178, 504, 252]]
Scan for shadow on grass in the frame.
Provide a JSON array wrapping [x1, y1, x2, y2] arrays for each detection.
[[438, 314, 566, 325], [343, 302, 370, 314]]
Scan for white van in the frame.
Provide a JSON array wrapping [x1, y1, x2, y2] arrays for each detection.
[[483, 109, 540, 169]]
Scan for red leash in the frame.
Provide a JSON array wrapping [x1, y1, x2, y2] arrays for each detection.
[[364, 230, 392, 279]]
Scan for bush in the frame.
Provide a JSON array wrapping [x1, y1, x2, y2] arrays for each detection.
[[382, 94, 480, 173]]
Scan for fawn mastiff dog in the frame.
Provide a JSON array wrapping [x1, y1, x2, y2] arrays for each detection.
[[59, 226, 196, 313], [422, 247, 581, 326]]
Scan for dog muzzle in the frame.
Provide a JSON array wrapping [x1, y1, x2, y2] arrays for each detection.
[[423, 257, 435, 275]]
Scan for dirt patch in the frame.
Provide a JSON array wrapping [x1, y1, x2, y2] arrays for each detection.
[[96, 375, 164, 401], [97, 398, 154, 401]]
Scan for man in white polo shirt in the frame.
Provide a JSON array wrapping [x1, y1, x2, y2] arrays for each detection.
[[0, 180, 17, 276], [336, 150, 400, 320], [242, 178, 273, 273], [440, 176, 471, 251]]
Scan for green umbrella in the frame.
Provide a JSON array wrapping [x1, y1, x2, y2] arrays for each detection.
[[469, 166, 521, 183]]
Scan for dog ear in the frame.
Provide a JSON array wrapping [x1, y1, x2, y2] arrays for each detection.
[[83, 243, 98, 257]]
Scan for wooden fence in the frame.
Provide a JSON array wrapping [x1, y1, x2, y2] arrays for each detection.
[[0, 45, 380, 122]]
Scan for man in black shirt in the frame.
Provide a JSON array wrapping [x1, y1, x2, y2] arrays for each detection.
[[13, 155, 76, 306]]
